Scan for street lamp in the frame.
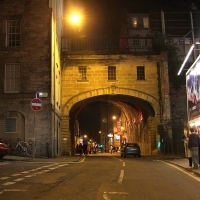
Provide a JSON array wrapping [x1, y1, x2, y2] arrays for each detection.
[[70, 14, 81, 24], [65, 13, 82, 51]]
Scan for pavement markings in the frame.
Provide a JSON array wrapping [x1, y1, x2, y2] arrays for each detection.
[[3, 182, 15, 186], [165, 162, 200, 182], [118, 170, 124, 183], [0, 161, 79, 191], [122, 162, 125, 166], [103, 191, 128, 199], [25, 174, 35, 178], [0, 177, 9, 180], [11, 173, 21, 177], [14, 178, 25, 182], [21, 171, 30, 174], [4, 189, 26, 192]]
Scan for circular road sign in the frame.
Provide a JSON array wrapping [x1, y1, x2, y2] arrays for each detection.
[[31, 98, 42, 111]]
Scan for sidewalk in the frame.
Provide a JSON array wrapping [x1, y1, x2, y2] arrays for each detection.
[[2, 153, 200, 176]]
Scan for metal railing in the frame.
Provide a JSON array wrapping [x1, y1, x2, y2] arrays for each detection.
[[62, 36, 155, 55]]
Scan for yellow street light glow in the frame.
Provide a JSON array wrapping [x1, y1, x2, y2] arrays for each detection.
[[70, 14, 80, 23]]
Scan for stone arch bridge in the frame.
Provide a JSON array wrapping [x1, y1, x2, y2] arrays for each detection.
[[61, 53, 171, 156]]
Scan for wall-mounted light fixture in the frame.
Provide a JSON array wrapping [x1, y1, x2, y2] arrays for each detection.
[[38, 92, 48, 98]]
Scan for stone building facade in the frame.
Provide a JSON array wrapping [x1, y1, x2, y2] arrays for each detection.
[[0, 0, 63, 157], [61, 52, 171, 155], [0, 0, 172, 157]]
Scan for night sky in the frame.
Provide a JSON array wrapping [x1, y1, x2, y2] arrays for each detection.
[[65, 0, 200, 34]]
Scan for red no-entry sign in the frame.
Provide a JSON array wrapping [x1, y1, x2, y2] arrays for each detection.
[[31, 98, 42, 111]]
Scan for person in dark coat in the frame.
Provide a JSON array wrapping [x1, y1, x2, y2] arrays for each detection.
[[78, 143, 83, 155], [83, 143, 88, 155], [188, 127, 200, 169]]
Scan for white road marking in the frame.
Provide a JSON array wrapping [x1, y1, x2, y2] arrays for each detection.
[[103, 191, 128, 199], [4, 189, 26, 192], [118, 170, 124, 183], [14, 178, 25, 182], [11, 173, 21, 177], [0, 177, 9, 180], [21, 171, 30, 174], [165, 162, 200, 182], [122, 162, 125, 166], [25, 175, 35, 178], [3, 182, 16, 186]]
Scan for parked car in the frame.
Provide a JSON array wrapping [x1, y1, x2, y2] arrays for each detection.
[[0, 140, 9, 159], [121, 143, 141, 157]]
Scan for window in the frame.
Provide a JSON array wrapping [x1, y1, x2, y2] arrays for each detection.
[[108, 66, 116, 80], [137, 66, 145, 80], [143, 17, 149, 28], [132, 39, 139, 46], [6, 20, 20, 47], [5, 63, 20, 93], [179, 39, 184, 44], [5, 117, 17, 133], [78, 66, 87, 80], [132, 17, 138, 28]]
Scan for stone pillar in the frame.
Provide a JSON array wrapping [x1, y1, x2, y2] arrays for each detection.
[[61, 115, 71, 155]]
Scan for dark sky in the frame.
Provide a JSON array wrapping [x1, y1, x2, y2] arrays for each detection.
[[65, 0, 200, 34]]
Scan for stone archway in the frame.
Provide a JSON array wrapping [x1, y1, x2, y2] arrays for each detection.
[[61, 86, 160, 155]]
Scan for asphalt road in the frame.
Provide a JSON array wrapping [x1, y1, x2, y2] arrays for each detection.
[[1, 155, 200, 200]]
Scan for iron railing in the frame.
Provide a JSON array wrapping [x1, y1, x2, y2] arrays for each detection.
[[62, 36, 155, 55]]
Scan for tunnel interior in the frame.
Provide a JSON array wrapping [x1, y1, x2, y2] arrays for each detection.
[[68, 95, 156, 155]]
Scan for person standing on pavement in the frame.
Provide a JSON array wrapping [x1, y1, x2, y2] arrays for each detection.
[[188, 127, 200, 169], [185, 135, 192, 168], [78, 143, 83, 155]]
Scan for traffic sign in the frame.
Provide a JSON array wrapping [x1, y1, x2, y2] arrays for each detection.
[[31, 98, 42, 111]]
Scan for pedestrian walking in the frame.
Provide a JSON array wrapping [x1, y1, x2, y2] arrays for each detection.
[[188, 127, 200, 170]]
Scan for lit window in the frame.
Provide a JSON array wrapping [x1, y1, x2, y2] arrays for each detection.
[[132, 17, 138, 28], [5, 63, 20, 93], [108, 66, 116, 80], [5, 117, 17, 133], [78, 66, 87, 80], [143, 17, 149, 28], [6, 20, 20, 47], [137, 66, 145, 80]]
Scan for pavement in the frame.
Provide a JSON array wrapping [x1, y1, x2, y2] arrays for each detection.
[[2, 152, 200, 176]]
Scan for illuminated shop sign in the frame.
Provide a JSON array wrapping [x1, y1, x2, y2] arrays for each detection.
[[186, 55, 200, 121]]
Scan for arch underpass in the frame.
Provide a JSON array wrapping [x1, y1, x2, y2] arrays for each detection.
[[62, 87, 160, 156]]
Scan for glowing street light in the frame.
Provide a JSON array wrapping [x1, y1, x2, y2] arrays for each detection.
[[70, 14, 80, 23]]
